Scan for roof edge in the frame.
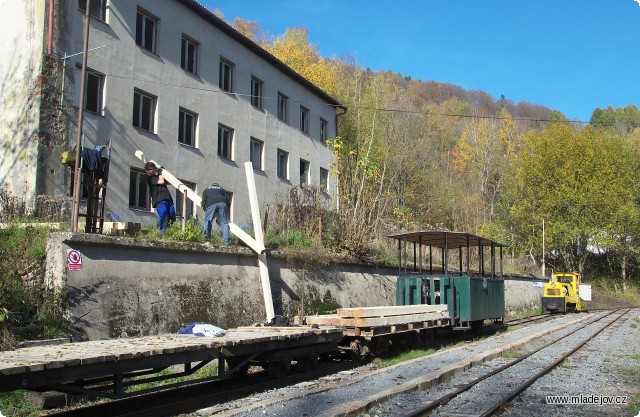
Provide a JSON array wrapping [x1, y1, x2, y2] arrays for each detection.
[[177, 0, 345, 109]]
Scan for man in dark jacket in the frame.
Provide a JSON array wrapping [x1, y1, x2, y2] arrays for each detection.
[[202, 183, 231, 244], [145, 162, 176, 233]]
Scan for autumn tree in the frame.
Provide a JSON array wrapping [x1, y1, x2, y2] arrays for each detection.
[[503, 123, 640, 277]]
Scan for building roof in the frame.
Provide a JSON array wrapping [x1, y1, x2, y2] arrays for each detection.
[[387, 230, 507, 249], [178, 0, 345, 110]]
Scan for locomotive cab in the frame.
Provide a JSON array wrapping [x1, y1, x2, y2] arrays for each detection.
[[542, 272, 584, 313]]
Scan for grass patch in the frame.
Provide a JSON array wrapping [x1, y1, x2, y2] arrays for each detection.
[[127, 363, 220, 393], [0, 223, 68, 348], [621, 368, 640, 384], [502, 349, 522, 359], [616, 354, 640, 360], [0, 391, 41, 417], [506, 307, 543, 321], [372, 348, 436, 367]]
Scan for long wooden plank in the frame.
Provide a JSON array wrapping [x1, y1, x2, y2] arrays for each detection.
[[353, 311, 448, 327], [336, 304, 448, 318], [304, 315, 355, 327]]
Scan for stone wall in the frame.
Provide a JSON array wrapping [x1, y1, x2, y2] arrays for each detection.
[[46, 233, 545, 341]]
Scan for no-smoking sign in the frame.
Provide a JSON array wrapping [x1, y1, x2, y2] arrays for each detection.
[[67, 249, 83, 270]]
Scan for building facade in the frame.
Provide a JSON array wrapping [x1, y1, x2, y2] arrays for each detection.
[[0, 0, 343, 226]]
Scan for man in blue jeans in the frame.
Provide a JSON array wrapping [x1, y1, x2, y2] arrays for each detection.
[[145, 162, 176, 233], [202, 183, 231, 244]]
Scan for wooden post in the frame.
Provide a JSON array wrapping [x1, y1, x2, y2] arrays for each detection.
[[70, 1, 91, 232]]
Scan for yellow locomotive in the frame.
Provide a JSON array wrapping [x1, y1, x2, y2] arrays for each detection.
[[541, 272, 589, 313]]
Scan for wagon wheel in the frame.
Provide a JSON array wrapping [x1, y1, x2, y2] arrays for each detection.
[[267, 359, 291, 378], [226, 356, 251, 376], [297, 355, 318, 372]]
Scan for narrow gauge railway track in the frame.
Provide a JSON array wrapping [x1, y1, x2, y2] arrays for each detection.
[[36, 313, 576, 417], [43, 359, 362, 417], [373, 308, 630, 417]]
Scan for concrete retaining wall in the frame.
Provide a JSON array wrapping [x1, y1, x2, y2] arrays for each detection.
[[46, 233, 545, 341]]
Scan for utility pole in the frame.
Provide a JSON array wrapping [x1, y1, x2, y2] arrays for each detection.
[[70, 1, 91, 232], [542, 218, 546, 278]]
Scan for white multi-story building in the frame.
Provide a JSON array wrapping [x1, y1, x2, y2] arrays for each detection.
[[0, 0, 343, 226]]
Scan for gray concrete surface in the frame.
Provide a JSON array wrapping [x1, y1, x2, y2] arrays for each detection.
[[45, 233, 545, 341]]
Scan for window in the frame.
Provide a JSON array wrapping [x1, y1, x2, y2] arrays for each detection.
[[218, 124, 233, 159], [300, 106, 309, 133], [277, 92, 288, 122], [78, 0, 106, 21], [178, 108, 197, 146], [136, 9, 157, 53], [133, 89, 156, 132], [175, 181, 196, 219], [250, 137, 263, 170], [320, 118, 328, 142], [84, 70, 104, 114], [320, 168, 329, 192], [74, 66, 104, 114], [181, 36, 198, 74], [300, 159, 310, 186], [129, 168, 150, 210], [219, 59, 234, 92], [251, 77, 263, 109], [277, 149, 288, 180]]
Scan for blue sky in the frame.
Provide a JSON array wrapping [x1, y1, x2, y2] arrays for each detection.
[[205, 1, 640, 122]]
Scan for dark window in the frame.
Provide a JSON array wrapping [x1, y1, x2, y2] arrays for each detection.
[[84, 70, 103, 114], [300, 159, 310, 186], [250, 137, 263, 170], [181, 36, 198, 74], [78, 0, 106, 21], [320, 118, 328, 142], [178, 108, 197, 146], [136, 9, 157, 52], [278, 93, 288, 122], [133, 89, 155, 132], [219, 59, 233, 92], [300, 106, 309, 133], [218, 124, 233, 159], [175, 181, 196, 219], [320, 168, 329, 192], [129, 168, 150, 210], [277, 149, 288, 179], [251, 77, 263, 109]]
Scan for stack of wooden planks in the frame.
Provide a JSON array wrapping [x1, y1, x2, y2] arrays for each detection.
[[304, 304, 449, 328]]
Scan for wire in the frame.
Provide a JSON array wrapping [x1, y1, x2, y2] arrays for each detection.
[[101, 72, 603, 126]]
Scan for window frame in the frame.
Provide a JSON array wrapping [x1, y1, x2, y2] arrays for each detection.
[[320, 168, 329, 193], [300, 159, 310, 186], [178, 108, 198, 147], [136, 8, 158, 53], [217, 124, 234, 160], [181, 35, 199, 75], [219, 58, 234, 93], [300, 105, 310, 134], [175, 180, 196, 220], [277, 149, 289, 180], [277, 92, 288, 122], [83, 68, 104, 114], [250, 137, 264, 171], [320, 118, 328, 142], [133, 89, 156, 132], [250, 76, 264, 109], [129, 168, 151, 210]]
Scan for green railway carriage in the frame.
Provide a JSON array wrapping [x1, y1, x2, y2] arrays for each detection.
[[390, 231, 506, 330]]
